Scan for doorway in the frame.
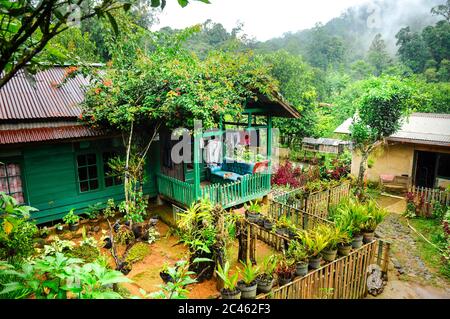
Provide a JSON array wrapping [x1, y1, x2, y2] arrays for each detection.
[[414, 151, 437, 188]]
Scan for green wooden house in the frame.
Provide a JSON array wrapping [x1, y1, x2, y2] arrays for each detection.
[[0, 67, 299, 224]]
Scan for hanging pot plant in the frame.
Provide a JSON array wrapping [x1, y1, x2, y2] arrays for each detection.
[[215, 262, 241, 299]]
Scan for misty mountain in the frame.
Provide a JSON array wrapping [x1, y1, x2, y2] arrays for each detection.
[[256, 0, 442, 63]]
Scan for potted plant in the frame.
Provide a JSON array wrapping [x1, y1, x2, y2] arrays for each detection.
[[237, 260, 260, 299], [319, 225, 340, 262], [287, 240, 308, 277], [55, 223, 64, 234], [273, 216, 293, 237], [215, 261, 241, 299], [86, 202, 102, 223], [299, 228, 328, 269], [337, 227, 352, 256], [275, 256, 295, 286], [63, 209, 80, 231], [263, 216, 275, 230], [256, 255, 277, 293], [362, 201, 387, 243], [245, 201, 262, 224], [160, 262, 175, 283]]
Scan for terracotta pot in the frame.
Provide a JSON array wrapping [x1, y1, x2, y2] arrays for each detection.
[[220, 288, 241, 299], [308, 255, 322, 269], [363, 231, 375, 243], [295, 261, 308, 277], [351, 234, 364, 249], [338, 243, 352, 256], [322, 249, 338, 262], [237, 281, 258, 299]]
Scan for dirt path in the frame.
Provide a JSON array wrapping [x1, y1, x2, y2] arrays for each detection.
[[371, 195, 450, 299]]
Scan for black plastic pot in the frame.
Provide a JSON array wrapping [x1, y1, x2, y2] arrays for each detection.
[[308, 255, 322, 269], [363, 231, 375, 243], [295, 261, 308, 277], [351, 234, 364, 249], [69, 223, 79, 232], [257, 277, 274, 293], [237, 280, 258, 299], [220, 288, 241, 299], [246, 212, 261, 224], [338, 243, 352, 256], [322, 249, 338, 262], [275, 227, 289, 237], [160, 271, 174, 283], [278, 276, 293, 287], [263, 219, 274, 230], [103, 237, 112, 249]]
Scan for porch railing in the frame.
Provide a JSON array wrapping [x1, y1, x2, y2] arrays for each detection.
[[158, 172, 271, 209], [156, 174, 195, 207], [201, 173, 271, 208]]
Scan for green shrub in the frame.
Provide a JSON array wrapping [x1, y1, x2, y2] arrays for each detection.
[[125, 242, 150, 264], [0, 219, 37, 260]]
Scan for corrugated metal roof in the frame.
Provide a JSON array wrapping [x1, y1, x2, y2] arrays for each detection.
[[0, 67, 89, 120], [302, 137, 349, 146], [0, 123, 104, 145], [334, 113, 450, 147]]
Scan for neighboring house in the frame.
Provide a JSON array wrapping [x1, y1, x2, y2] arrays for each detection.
[[334, 113, 450, 189], [301, 137, 351, 155], [0, 67, 299, 224]]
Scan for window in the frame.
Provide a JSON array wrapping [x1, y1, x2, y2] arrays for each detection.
[[102, 151, 122, 187], [76, 153, 99, 192], [0, 162, 25, 203]]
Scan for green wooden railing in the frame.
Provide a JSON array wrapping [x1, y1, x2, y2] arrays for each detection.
[[201, 173, 271, 208], [156, 174, 195, 207], [157, 172, 271, 209]]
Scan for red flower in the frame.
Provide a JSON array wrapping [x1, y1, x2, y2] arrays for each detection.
[[78, 114, 83, 120], [103, 79, 112, 87], [94, 87, 102, 94]]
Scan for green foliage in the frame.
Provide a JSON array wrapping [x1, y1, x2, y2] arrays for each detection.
[[215, 261, 239, 291], [261, 255, 278, 278], [103, 199, 117, 220], [86, 202, 103, 220], [69, 245, 100, 263], [286, 240, 308, 262], [238, 260, 260, 285], [148, 259, 199, 299], [62, 209, 80, 226], [125, 242, 150, 264], [42, 237, 75, 256], [244, 200, 262, 214], [297, 227, 329, 257], [0, 193, 38, 260], [0, 252, 131, 299], [116, 226, 135, 245]]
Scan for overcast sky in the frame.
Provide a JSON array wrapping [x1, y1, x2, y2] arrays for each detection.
[[151, 0, 370, 41]]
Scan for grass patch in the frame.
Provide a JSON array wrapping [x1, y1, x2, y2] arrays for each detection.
[[408, 218, 450, 280]]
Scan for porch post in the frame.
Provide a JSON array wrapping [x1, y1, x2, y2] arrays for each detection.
[[193, 132, 201, 201], [266, 115, 273, 192]]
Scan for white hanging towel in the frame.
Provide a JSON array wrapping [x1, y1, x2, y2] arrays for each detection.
[[205, 139, 222, 164]]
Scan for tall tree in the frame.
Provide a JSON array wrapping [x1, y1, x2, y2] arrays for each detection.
[[395, 27, 431, 73], [431, 0, 450, 22], [0, 0, 209, 88], [350, 76, 410, 194], [367, 34, 392, 76]]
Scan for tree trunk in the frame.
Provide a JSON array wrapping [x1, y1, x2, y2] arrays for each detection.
[[357, 150, 370, 189]]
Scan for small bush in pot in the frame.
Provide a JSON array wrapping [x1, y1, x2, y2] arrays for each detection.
[[237, 259, 260, 299], [273, 216, 294, 238], [318, 225, 341, 262], [299, 228, 328, 269], [263, 216, 275, 230], [257, 255, 278, 293], [86, 202, 102, 223], [62, 209, 80, 231], [244, 201, 262, 224], [287, 240, 309, 277], [54, 223, 64, 234], [215, 261, 241, 299], [275, 256, 295, 286], [362, 201, 387, 243]]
